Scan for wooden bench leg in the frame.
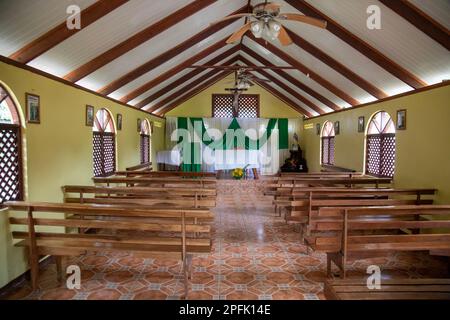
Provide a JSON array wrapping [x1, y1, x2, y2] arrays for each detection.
[[29, 252, 39, 292], [55, 256, 63, 282], [326, 253, 332, 278]]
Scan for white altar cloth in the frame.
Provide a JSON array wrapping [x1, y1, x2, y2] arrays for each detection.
[[156, 150, 181, 166]]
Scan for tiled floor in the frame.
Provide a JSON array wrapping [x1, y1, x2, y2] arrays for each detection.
[[3, 180, 448, 300]]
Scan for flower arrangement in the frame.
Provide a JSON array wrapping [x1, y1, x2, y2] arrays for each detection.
[[232, 167, 244, 180], [232, 164, 249, 180]]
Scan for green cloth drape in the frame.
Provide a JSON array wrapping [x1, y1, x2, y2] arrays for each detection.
[[176, 117, 289, 172]]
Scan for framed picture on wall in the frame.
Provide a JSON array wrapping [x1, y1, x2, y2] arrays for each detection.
[[137, 118, 141, 132], [85, 105, 94, 127], [358, 116, 365, 132], [334, 121, 340, 135], [397, 109, 407, 130], [26, 93, 40, 124], [316, 123, 321, 135], [117, 114, 122, 131]]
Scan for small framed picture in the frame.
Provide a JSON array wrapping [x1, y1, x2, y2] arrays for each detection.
[[334, 121, 340, 135], [358, 116, 365, 133], [397, 109, 407, 130], [137, 118, 141, 132], [316, 123, 321, 135], [117, 114, 122, 131], [85, 105, 94, 127], [26, 93, 40, 124]]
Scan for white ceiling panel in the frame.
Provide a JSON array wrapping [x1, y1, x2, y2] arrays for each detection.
[[76, 2, 245, 92], [28, 0, 192, 76], [104, 22, 242, 100], [303, 0, 450, 85], [408, 0, 450, 30], [243, 37, 352, 109], [240, 51, 334, 113], [129, 46, 239, 106], [145, 52, 240, 110], [0, 0, 95, 56]]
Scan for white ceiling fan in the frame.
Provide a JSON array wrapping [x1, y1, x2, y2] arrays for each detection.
[[212, 1, 327, 46]]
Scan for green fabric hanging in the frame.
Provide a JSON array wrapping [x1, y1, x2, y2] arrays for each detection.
[[278, 118, 289, 149], [189, 117, 279, 150]]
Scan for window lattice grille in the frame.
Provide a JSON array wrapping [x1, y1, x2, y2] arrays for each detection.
[[321, 137, 335, 165], [366, 134, 395, 177], [212, 94, 259, 118], [93, 132, 116, 177], [0, 124, 22, 203], [140, 134, 150, 164]]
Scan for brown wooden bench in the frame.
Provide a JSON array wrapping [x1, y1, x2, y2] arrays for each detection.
[[62, 185, 217, 209], [4, 201, 212, 297], [93, 176, 217, 189], [264, 177, 392, 196], [305, 205, 450, 278], [275, 187, 435, 218], [115, 170, 216, 178], [324, 278, 450, 300], [279, 172, 364, 178], [125, 162, 152, 172]]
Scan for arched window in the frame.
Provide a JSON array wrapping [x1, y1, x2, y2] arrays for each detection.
[[93, 108, 116, 177], [366, 111, 396, 177], [321, 121, 335, 165], [0, 84, 23, 203], [140, 119, 151, 164]]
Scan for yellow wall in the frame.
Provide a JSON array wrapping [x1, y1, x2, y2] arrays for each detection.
[[303, 84, 450, 204], [166, 74, 304, 118], [0, 61, 165, 288]]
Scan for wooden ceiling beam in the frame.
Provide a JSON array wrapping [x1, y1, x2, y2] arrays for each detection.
[[284, 27, 388, 99], [133, 45, 240, 109], [63, 0, 216, 83], [284, 0, 427, 89], [9, 0, 129, 64], [241, 45, 338, 112], [250, 75, 313, 118], [156, 70, 234, 116], [249, 35, 353, 108], [238, 55, 324, 115], [121, 40, 238, 104], [145, 56, 239, 113], [97, 6, 248, 96], [379, 0, 450, 51]]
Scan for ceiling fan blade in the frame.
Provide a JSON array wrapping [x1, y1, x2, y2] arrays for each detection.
[[278, 25, 293, 46], [210, 13, 254, 25], [278, 13, 327, 29], [226, 22, 252, 44]]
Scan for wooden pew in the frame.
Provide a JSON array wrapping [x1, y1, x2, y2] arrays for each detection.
[[282, 189, 435, 238], [264, 177, 392, 196], [93, 177, 217, 189], [324, 278, 450, 300], [305, 205, 450, 278], [125, 162, 152, 172], [274, 187, 435, 216], [114, 170, 217, 178], [4, 201, 212, 296], [62, 185, 217, 209], [279, 172, 364, 178]]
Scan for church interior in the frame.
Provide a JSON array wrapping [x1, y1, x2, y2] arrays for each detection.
[[0, 0, 449, 302]]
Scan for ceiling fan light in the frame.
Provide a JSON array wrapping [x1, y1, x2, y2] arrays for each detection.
[[251, 20, 264, 38], [264, 20, 281, 40]]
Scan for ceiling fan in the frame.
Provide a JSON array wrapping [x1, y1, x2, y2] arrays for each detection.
[[224, 68, 270, 90], [224, 69, 270, 113], [213, 1, 327, 46]]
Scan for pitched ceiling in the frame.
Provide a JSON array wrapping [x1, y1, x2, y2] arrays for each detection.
[[0, 0, 448, 118]]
